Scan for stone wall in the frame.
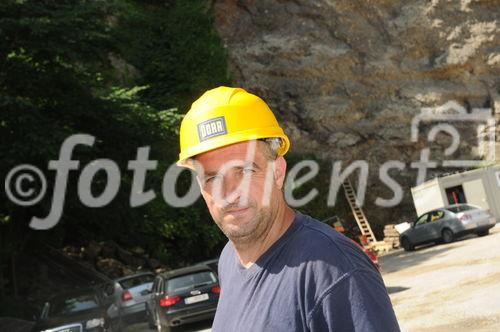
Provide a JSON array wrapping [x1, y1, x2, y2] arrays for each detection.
[[212, 0, 500, 230]]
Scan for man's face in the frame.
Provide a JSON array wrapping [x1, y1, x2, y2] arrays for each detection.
[[194, 140, 286, 244]]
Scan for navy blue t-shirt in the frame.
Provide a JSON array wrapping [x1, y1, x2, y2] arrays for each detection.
[[212, 212, 400, 331]]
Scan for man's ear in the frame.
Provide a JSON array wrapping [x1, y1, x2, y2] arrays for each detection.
[[273, 156, 287, 189]]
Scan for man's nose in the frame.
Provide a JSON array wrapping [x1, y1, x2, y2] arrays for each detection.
[[212, 173, 243, 208], [221, 174, 241, 205]]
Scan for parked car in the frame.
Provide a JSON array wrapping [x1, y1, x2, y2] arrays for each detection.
[[105, 272, 154, 327], [32, 286, 117, 332], [195, 258, 219, 275], [400, 204, 496, 251], [146, 265, 220, 332]]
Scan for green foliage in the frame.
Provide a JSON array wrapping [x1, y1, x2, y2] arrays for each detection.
[[114, 0, 231, 110], [0, 1, 230, 311]]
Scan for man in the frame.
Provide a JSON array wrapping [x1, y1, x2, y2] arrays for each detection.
[[177, 86, 400, 331]]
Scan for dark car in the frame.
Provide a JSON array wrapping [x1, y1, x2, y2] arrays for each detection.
[[146, 265, 220, 332], [400, 204, 496, 251], [32, 287, 117, 332], [195, 258, 219, 275], [104, 272, 154, 327]]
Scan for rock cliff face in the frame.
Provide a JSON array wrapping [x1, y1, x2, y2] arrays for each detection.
[[213, 0, 500, 228]]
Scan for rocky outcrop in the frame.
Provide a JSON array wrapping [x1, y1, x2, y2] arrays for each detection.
[[63, 241, 167, 278], [213, 0, 500, 230]]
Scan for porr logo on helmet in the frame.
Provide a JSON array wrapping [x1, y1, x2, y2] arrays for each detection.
[[198, 116, 227, 142]]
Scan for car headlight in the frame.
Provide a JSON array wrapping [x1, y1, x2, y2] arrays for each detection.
[[86, 318, 105, 329]]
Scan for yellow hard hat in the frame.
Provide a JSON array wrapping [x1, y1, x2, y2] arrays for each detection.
[[177, 86, 290, 167]]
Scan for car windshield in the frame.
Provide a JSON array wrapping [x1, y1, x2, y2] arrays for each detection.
[[119, 274, 154, 290], [447, 205, 478, 213], [167, 271, 217, 293], [49, 293, 100, 317]]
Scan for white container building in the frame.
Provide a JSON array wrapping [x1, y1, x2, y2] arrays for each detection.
[[411, 165, 500, 222]]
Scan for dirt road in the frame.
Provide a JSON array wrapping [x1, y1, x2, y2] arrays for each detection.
[[380, 224, 500, 331]]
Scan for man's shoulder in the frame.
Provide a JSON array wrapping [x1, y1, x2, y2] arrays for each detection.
[[292, 213, 352, 254], [295, 213, 343, 241], [289, 213, 375, 273]]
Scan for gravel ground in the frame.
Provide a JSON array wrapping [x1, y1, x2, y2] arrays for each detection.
[[380, 223, 500, 332]]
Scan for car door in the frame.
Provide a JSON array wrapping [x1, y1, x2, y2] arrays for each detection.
[[412, 213, 431, 244], [427, 210, 446, 240]]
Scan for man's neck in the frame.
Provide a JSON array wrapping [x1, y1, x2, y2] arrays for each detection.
[[233, 205, 295, 268]]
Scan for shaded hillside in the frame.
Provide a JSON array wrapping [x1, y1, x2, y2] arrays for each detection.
[[0, 0, 229, 318]]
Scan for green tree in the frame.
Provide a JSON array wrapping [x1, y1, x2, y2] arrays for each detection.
[[0, 0, 229, 317]]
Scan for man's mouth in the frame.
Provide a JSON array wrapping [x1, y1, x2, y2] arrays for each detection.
[[224, 207, 250, 217]]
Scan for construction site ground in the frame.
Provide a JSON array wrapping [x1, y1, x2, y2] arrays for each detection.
[[380, 223, 500, 331]]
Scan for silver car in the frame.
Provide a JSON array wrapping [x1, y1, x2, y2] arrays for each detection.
[[105, 272, 155, 328], [400, 204, 496, 251]]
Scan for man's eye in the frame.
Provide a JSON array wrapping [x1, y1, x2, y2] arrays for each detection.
[[242, 167, 254, 174], [205, 174, 221, 184]]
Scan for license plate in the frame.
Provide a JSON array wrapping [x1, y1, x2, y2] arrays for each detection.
[[184, 293, 209, 304]]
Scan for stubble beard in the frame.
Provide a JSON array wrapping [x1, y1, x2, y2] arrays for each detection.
[[216, 204, 274, 246]]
